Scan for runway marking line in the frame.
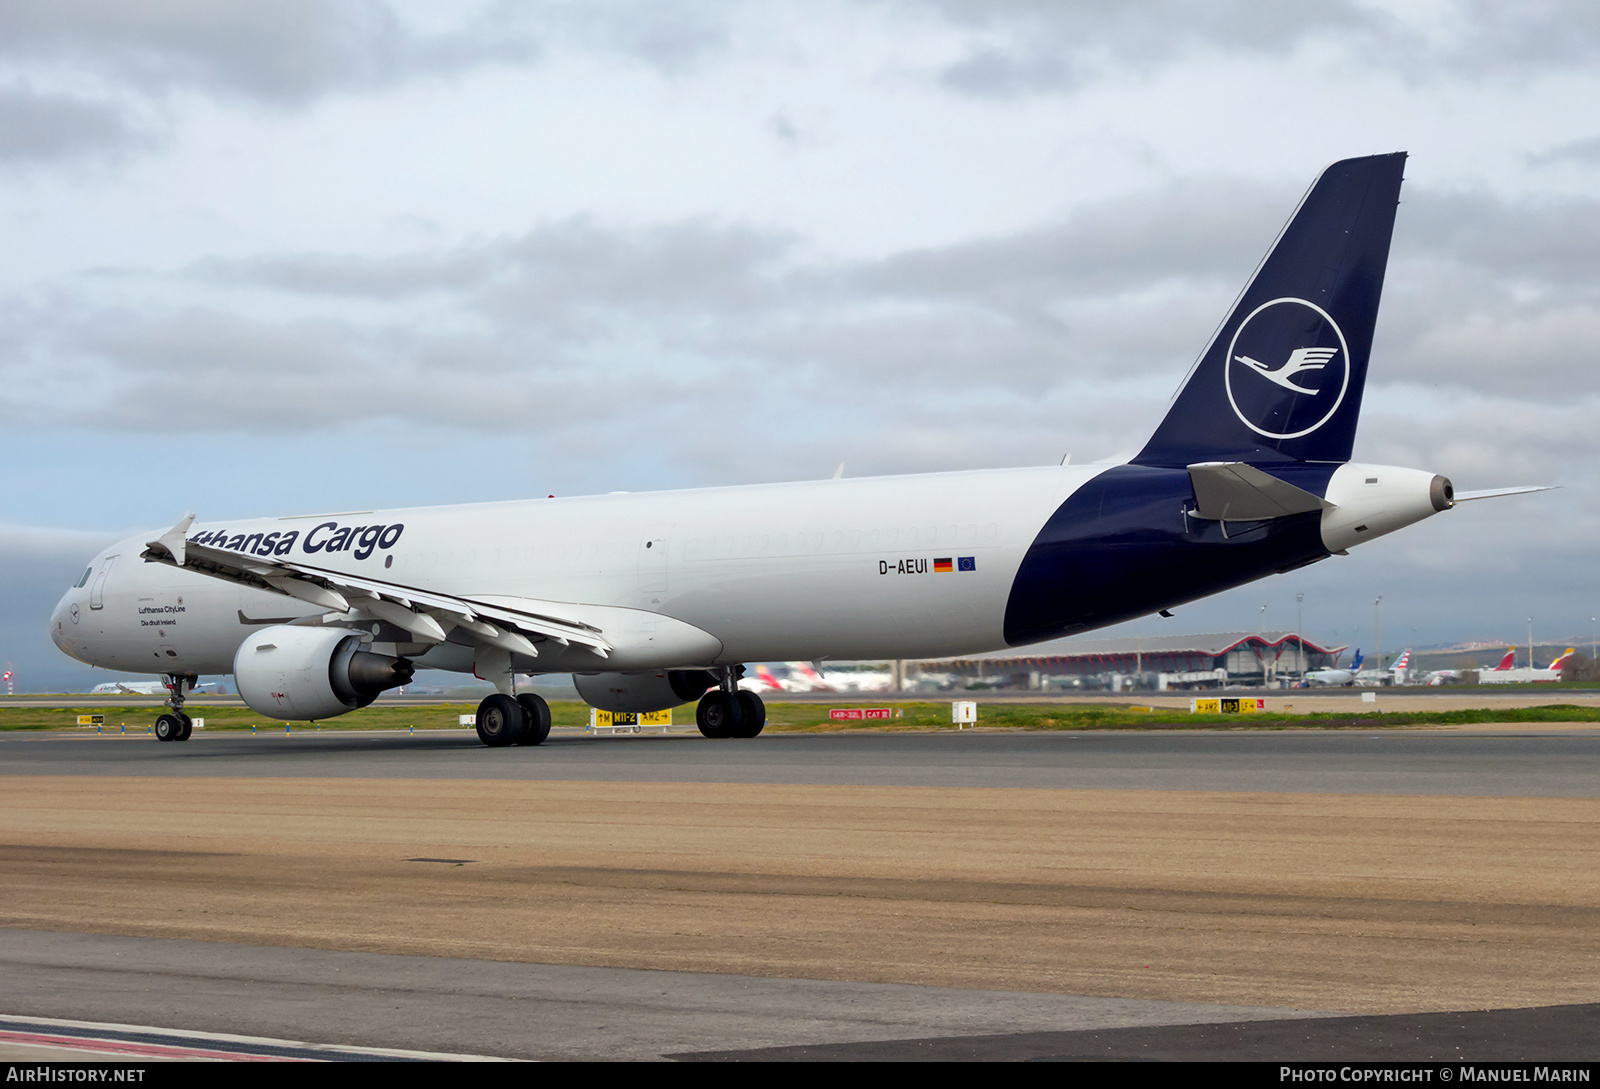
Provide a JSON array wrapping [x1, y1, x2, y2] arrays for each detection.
[[0, 1028, 293, 1062], [0, 1015, 519, 1062]]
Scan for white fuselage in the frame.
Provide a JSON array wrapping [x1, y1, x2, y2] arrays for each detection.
[[48, 460, 1448, 684], [51, 464, 1100, 677]]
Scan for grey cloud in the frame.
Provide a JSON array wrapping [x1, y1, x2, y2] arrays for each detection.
[[0, 523, 125, 693], [0, 84, 153, 163], [1364, 189, 1600, 395], [1529, 135, 1600, 167], [198, 218, 797, 337], [8, 178, 1596, 487], [900, 0, 1383, 96], [0, 1, 747, 109], [193, 249, 501, 298], [0, 0, 539, 106], [1438, 0, 1600, 76], [1398, 191, 1600, 287], [522, 0, 734, 74], [904, 0, 1600, 97], [767, 111, 803, 147]]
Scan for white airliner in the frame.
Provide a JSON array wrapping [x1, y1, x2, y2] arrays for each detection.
[[1304, 649, 1364, 687], [1355, 648, 1411, 686], [47, 154, 1550, 746], [89, 680, 215, 696], [738, 662, 839, 694]]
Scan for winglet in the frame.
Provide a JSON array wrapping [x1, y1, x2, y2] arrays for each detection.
[[142, 513, 196, 566]]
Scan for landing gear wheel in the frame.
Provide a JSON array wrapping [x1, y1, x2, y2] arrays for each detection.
[[515, 694, 551, 746], [475, 693, 524, 748], [176, 714, 193, 742], [154, 713, 183, 742], [696, 691, 742, 739], [732, 692, 766, 738]]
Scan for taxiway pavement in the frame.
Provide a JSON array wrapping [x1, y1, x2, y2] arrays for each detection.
[[4, 726, 1600, 795], [3, 727, 1597, 1060]]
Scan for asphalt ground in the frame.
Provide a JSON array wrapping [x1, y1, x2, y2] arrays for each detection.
[[4, 726, 1600, 795], [0, 930, 1315, 1063], [3, 725, 1597, 1061]]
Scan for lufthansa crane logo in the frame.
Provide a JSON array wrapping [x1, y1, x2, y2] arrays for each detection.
[[1224, 297, 1350, 440]]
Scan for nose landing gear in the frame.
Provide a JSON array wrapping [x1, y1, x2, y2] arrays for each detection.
[[154, 673, 197, 742]]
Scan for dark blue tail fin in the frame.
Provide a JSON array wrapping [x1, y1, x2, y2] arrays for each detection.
[[1133, 153, 1406, 468]]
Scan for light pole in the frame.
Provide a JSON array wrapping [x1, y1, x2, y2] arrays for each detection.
[[1374, 596, 1382, 669], [1297, 592, 1305, 679], [1527, 618, 1534, 669]]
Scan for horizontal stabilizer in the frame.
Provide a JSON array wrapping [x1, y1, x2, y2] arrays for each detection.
[[1453, 485, 1557, 502], [1187, 462, 1330, 521]]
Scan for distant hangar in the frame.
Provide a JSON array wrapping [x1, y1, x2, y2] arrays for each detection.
[[916, 632, 1349, 690]]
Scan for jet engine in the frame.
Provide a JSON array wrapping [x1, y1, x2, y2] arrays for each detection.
[[573, 669, 717, 714], [234, 625, 413, 721]]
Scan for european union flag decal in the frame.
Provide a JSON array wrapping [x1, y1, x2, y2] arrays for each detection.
[[957, 556, 976, 572]]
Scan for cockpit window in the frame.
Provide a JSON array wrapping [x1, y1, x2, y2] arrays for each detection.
[[74, 567, 92, 588]]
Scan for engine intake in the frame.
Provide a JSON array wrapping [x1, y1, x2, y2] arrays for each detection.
[[235, 625, 412, 721]]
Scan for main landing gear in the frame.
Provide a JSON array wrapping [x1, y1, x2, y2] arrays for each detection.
[[474, 692, 552, 748], [696, 668, 765, 739], [154, 673, 196, 743]]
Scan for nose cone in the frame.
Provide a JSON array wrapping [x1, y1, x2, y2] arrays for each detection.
[[49, 590, 78, 655]]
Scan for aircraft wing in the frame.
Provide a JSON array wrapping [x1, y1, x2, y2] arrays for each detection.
[[1187, 462, 1331, 521], [140, 521, 612, 659]]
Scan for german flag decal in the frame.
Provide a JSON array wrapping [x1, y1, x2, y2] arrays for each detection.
[[933, 557, 953, 573]]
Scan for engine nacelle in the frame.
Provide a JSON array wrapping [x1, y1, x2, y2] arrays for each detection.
[[234, 625, 413, 721], [573, 669, 716, 714], [1320, 463, 1453, 555]]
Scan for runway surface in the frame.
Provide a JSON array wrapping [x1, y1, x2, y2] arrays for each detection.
[[0, 930, 1315, 1062], [4, 726, 1597, 1061], [5, 725, 1600, 795]]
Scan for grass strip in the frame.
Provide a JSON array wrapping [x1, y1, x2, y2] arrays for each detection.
[[7, 701, 1600, 733]]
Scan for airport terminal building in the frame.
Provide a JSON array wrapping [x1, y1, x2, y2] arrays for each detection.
[[915, 632, 1349, 691]]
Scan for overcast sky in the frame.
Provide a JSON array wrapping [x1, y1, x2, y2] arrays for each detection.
[[5, 1, 1599, 688]]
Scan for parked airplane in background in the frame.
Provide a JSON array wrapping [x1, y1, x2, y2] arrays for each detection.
[[1479, 648, 1576, 685], [812, 663, 895, 693], [89, 680, 168, 696], [1427, 647, 1575, 685], [735, 661, 893, 694], [48, 153, 1550, 746], [90, 680, 216, 696], [774, 662, 834, 693], [738, 664, 786, 693], [1356, 648, 1410, 686], [1548, 648, 1578, 672], [1304, 650, 1365, 687]]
